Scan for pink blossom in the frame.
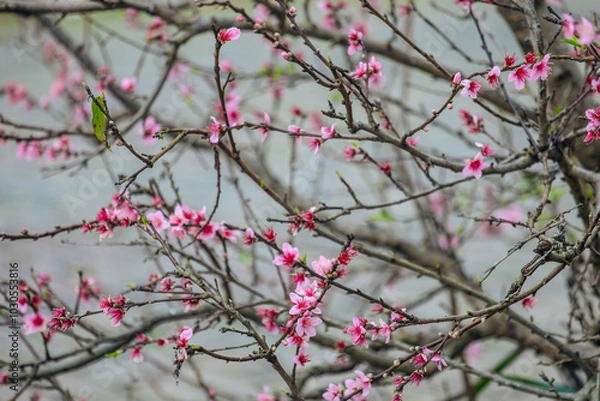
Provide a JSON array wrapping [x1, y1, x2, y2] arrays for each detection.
[[147, 210, 169, 232], [243, 228, 257, 245], [452, 72, 462, 86], [586, 107, 600, 132], [308, 138, 321, 155], [347, 28, 363, 56], [108, 308, 125, 326], [207, 116, 222, 144], [475, 142, 494, 156], [146, 17, 168, 42], [258, 112, 270, 142], [460, 79, 481, 99], [130, 347, 144, 363], [584, 129, 600, 144], [431, 352, 448, 371], [344, 146, 357, 161], [508, 65, 531, 90], [139, 115, 162, 145], [257, 307, 280, 332], [272, 242, 300, 269], [577, 17, 596, 45], [23, 312, 49, 335], [398, 5, 411, 16], [257, 386, 276, 401], [120, 77, 137, 92], [562, 14, 576, 39], [406, 136, 420, 147], [487, 66, 501, 88], [312, 256, 333, 276], [504, 53, 517, 68], [529, 54, 552, 82], [368, 56, 382, 75], [293, 350, 311, 367], [343, 316, 368, 347], [522, 296, 537, 309], [524, 53, 537, 65], [352, 61, 369, 80], [217, 27, 241, 44], [321, 123, 337, 139], [454, 0, 472, 11], [462, 152, 489, 179], [323, 383, 343, 401], [458, 109, 484, 133], [262, 227, 277, 242]]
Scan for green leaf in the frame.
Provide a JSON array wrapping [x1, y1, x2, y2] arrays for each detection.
[[91, 94, 111, 152], [104, 350, 122, 358], [560, 38, 587, 49], [370, 209, 395, 222], [141, 215, 148, 227]]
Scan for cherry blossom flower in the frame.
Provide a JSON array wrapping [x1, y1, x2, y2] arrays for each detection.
[[23, 312, 49, 335], [257, 307, 280, 332], [586, 106, 600, 132], [130, 347, 144, 363], [487, 66, 501, 88], [347, 28, 363, 55], [529, 54, 552, 82], [460, 79, 481, 99], [323, 383, 343, 401], [409, 370, 424, 386], [452, 72, 462, 86], [108, 308, 125, 327], [344, 146, 357, 161], [522, 296, 537, 309], [272, 242, 300, 269], [431, 352, 448, 371], [584, 129, 600, 144], [262, 227, 277, 242], [139, 115, 162, 145], [462, 152, 489, 179], [458, 109, 484, 133], [146, 17, 168, 42], [504, 53, 517, 68], [321, 123, 337, 139], [308, 138, 321, 155], [176, 327, 193, 361], [524, 52, 537, 65], [406, 136, 420, 146], [475, 142, 494, 156], [352, 61, 369, 80], [257, 386, 276, 401], [293, 350, 311, 367], [120, 77, 136, 92], [243, 228, 257, 245], [562, 14, 576, 39], [258, 112, 270, 142], [147, 210, 169, 232], [379, 160, 392, 174], [217, 27, 241, 44], [508, 65, 531, 90], [343, 316, 369, 347], [577, 17, 597, 45]]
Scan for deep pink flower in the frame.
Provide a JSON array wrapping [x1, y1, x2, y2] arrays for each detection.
[[524, 52, 537, 65], [454, 0, 472, 11], [475, 142, 494, 156], [352, 61, 368, 80], [272, 242, 300, 269], [462, 152, 489, 179], [406, 136, 420, 147], [344, 146, 357, 161], [23, 312, 49, 335], [293, 350, 311, 367], [584, 129, 600, 144], [108, 308, 125, 327], [130, 347, 144, 363], [522, 296, 537, 309], [529, 54, 552, 82], [452, 72, 462, 86], [460, 79, 481, 99], [258, 112, 270, 142], [343, 316, 368, 347], [487, 66, 501, 88], [508, 65, 531, 90], [217, 27, 241, 44], [504, 53, 517, 68], [262, 227, 277, 242]]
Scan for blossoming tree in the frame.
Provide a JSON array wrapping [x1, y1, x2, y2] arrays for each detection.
[[1, 0, 600, 400]]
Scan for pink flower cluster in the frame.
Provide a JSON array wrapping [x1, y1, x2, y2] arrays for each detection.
[[352, 56, 383, 84], [146, 203, 236, 244], [507, 53, 552, 90], [3, 81, 31, 109], [347, 28, 363, 55], [257, 306, 281, 332], [584, 106, 600, 144], [139, 115, 162, 145], [287, 207, 318, 235], [411, 347, 447, 372], [48, 308, 77, 332], [82, 194, 139, 240], [343, 308, 405, 348], [16, 135, 75, 162], [99, 294, 128, 326], [323, 370, 371, 401]]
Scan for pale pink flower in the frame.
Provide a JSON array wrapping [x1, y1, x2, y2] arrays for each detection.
[[293, 351, 311, 367], [577, 17, 596, 45], [147, 210, 169, 232], [321, 123, 337, 139], [352, 61, 369, 79], [259, 112, 270, 142], [323, 383, 343, 401], [460, 79, 481, 99], [272, 242, 300, 269], [452, 72, 462, 86], [308, 138, 321, 155], [120, 77, 137, 92], [343, 316, 368, 347], [454, 0, 472, 11], [487, 66, 501, 88], [217, 27, 241, 44], [562, 14, 576, 39], [462, 152, 489, 179], [257, 385, 276, 401], [508, 65, 531, 90], [207, 116, 222, 144], [130, 347, 144, 363]]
